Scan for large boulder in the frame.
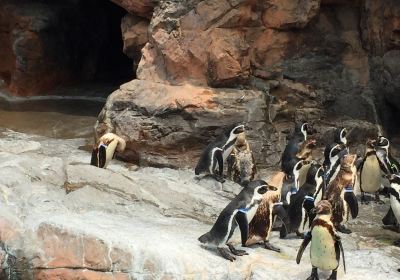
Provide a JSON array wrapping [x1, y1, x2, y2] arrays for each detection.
[[95, 79, 267, 168]]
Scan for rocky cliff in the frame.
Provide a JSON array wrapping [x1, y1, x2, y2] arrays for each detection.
[[1, 0, 400, 166]]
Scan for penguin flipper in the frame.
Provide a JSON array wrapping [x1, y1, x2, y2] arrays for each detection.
[[90, 147, 99, 167], [388, 187, 400, 203], [296, 231, 311, 264], [216, 150, 224, 176], [235, 211, 249, 246], [273, 204, 289, 238], [98, 145, 107, 168], [344, 190, 359, 218], [335, 236, 346, 274]]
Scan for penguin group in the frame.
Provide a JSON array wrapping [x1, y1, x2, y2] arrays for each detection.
[[194, 122, 400, 279], [91, 124, 399, 278]]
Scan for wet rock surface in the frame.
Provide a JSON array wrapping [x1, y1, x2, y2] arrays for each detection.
[[0, 129, 398, 279]]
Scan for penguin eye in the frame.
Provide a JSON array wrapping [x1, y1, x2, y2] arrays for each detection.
[[257, 186, 268, 194]]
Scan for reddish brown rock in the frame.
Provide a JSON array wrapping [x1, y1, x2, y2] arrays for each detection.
[[35, 269, 130, 280], [262, 0, 321, 29], [95, 79, 268, 168], [121, 14, 149, 61], [111, 0, 157, 19]]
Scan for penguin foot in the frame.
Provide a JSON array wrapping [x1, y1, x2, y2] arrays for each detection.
[[227, 244, 248, 256], [393, 239, 400, 247], [360, 195, 369, 205], [327, 270, 337, 280], [374, 194, 385, 204], [306, 267, 319, 280], [213, 175, 226, 183], [217, 247, 236, 262], [264, 241, 281, 252], [336, 225, 352, 234]]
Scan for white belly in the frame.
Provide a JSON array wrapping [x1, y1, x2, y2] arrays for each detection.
[[390, 196, 400, 222], [298, 206, 307, 233], [360, 157, 382, 193], [310, 227, 338, 270], [104, 140, 118, 167], [223, 146, 234, 162]]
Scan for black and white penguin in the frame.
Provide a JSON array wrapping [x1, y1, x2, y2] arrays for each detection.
[[195, 124, 245, 182], [333, 127, 348, 146], [359, 139, 383, 204], [388, 174, 400, 247], [198, 180, 276, 261], [227, 132, 256, 184], [281, 122, 316, 176], [323, 143, 348, 186], [90, 133, 126, 168], [287, 163, 324, 238], [297, 200, 346, 280]]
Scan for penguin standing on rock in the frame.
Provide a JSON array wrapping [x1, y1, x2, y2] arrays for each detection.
[[281, 122, 316, 176], [359, 139, 383, 204], [246, 172, 288, 252], [90, 133, 126, 168], [198, 180, 276, 261], [296, 200, 346, 280], [388, 174, 400, 247], [227, 132, 256, 184], [324, 154, 358, 234], [195, 125, 245, 182]]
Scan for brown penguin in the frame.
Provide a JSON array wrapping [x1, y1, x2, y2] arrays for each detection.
[[246, 172, 287, 252], [227, 132, 256, 184], [324, 154, 358, 234]]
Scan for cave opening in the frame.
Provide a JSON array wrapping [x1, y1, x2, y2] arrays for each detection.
[[67, 0, 134, 87]]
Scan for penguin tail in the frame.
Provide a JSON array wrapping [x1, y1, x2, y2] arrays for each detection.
[[198, 232, 211, 244]]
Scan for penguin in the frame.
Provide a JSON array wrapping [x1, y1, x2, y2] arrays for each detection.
[[195, 124, 245, 182], [359, 139, 383, 204], [333, 127, 348, 146], [90, 133, 126, 168], [323, 143, 348, 186], [374, 136, 400, 228], [285, 138, 317, 181], [282, 159, 311, 207], [227, 132, 256, 184], [281, 122, 316, 176], [287, 163, 324, 238], [246, 172, 288, 252], [198, 180, 276, 261], [375, 136, 400, 175], [296, 200, 346, 280], [387, 174, 400, 247], [324, 154, 358, 234]]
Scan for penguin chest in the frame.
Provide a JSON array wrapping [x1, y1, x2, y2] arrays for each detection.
[[360, 156, 382, 193], [340, 190, 349, 222], [310, 227, 338, 270], [390, 194, 400, 223]]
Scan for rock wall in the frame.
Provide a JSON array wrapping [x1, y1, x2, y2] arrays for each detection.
[[96, 0, 400, 168], [1, 0, 399, 166]]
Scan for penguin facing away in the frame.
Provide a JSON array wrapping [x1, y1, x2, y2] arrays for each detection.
[[246, 172, 288, 252], [324, 154, 358, 234], [198, 180, 276, 261], [388, 174, 400, 247], [296, 200, 346, 280], [359, 139, 383, 204], [227, 132, 256, 184], [281, 122, 316, 176], [90, 133, 126, 168], [195, 124, 245, 182]]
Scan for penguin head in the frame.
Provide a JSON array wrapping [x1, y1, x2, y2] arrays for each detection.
[[340, 153, 357, 170], [296, 138, 316, 159], [314, 200, 332, 215], [245, 180, 277, 200], [389, 174, 400, 188], [329, 144, 344, 161], [339, 127, 348, 145], [304, 163, 323, 185], [376, 135, 390, 150]]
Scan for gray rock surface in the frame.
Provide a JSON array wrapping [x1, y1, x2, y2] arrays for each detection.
[[0, 129, 398, 279]]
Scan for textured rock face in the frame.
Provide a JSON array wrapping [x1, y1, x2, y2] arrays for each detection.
[[95, 79, 267, 168], [0, 130, 399, 279]]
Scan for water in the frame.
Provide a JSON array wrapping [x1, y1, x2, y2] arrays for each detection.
[[0, 86, 108, 140]]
